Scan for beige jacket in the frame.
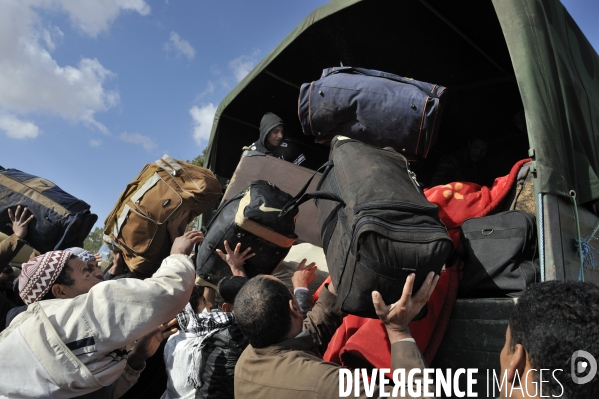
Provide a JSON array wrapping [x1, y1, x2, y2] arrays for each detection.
[[0, 253, 195, 398], [235, 286, 433, 398]]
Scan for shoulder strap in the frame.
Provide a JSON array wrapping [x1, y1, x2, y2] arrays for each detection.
[[279, 161, 344, 217]]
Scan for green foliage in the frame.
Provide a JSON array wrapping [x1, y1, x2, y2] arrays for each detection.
[[188, 146, 209, 167], [83, 226, 104, 254]]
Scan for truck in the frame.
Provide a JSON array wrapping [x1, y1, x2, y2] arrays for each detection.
[[202, 0, 599, 396]]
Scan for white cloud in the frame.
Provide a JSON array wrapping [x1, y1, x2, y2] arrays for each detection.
[[119, 132, 157, 151], [0, 114, 40, 139], [195, 81, 215, 101], [90, 139, 102, 147], [164, 31, 195, 60], [190, 104, 217, 145], [0, 1, 151, 138], [228, 49, 260, 82], [45, 0, 151, 38]]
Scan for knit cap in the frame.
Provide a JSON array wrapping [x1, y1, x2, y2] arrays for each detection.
[[19, 250, 72, 305]]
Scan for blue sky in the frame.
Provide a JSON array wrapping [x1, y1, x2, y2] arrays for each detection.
[[0, 0, 597, 231]]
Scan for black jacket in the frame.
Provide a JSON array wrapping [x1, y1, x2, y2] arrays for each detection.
[[198, 322, 249, 399], [247, 139, 306, 165], [246, 112, 306, 165]]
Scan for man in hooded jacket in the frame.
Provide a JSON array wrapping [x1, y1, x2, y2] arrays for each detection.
[[245, 112, 306, 165]]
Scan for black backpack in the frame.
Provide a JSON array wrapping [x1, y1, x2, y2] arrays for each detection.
[[459, 211, 539, 298], [282, 137, 453, 318], [196, 181, 298, 285]]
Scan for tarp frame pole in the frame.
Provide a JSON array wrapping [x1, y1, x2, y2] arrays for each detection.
[[418, 0, 506, 74], [264, 70, 301, 90]]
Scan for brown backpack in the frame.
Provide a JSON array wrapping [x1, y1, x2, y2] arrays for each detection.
[[104, 155, 222, 277]]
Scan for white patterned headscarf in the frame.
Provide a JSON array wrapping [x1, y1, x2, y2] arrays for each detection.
[[176, 303, 236, 388], [66, 247, 96, 263]]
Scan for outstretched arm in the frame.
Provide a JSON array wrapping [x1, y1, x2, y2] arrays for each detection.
[[313, 272, 440, 399], [113, 318, 179, 397], [64, 231, 204, 354], [292, 259, 317, 317]]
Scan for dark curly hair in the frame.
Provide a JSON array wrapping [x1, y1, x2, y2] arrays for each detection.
[[234, 276, 294, 348], [189, 285, 205, 311], [509, 281, 599, 398]]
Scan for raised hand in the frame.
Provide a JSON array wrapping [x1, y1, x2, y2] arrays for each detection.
[[7, 206, 35, 239], [292, 259, 317, 289], [171, 230, 204, 256], [216, 240, 255, 277], [372, 271, 439, 343]]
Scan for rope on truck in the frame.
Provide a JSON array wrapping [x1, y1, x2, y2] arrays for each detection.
[[569, 190, 599, 281]]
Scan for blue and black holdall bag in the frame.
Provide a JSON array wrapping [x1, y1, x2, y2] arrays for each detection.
[[298, 66, 447, 159], [0, 166, 98, 253]]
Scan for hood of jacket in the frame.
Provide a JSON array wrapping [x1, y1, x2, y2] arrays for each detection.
[[259, 112, 284, 148]]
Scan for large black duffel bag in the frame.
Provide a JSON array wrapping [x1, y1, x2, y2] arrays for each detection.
[[0, 167, 98, 253], [459, 211, 539, 298], [196, 180, 299, 285], [298, 67, 447, 158], [282, 137, 453, 318]]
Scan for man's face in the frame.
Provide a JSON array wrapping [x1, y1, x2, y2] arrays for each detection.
[[266, 125, 284, 148], [468, 138, 489, 162], [60, 257, 104, 298]]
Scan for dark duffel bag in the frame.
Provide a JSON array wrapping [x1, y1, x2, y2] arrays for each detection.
[[298, 67, 447, 158], [459, 211, 539, 298], [0, 167, 98, 253], [282, 137, 453, 319], [196, 180, 298, 286]]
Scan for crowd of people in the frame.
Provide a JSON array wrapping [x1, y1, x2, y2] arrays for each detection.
[[0, 113, 597, 398]]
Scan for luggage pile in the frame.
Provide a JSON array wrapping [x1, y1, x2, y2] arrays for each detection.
[[195, 65, 537, 316], [199, 66, 454, 318]]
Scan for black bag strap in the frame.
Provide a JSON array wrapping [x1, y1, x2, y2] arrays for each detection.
[[321, 204, 342, 253], [324, 67, 439, 99], [315, 160, 334, 191], [279, 161, 343, 217]]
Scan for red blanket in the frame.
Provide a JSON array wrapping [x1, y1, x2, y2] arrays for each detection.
[[319, 159, 530, 369]]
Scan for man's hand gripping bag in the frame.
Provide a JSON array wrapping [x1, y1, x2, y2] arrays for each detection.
[[282, 137, 453, 318], [104, 155, 222, 277], [195, 181, 298, 286]]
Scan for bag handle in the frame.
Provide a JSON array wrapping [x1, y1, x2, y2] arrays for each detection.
[[323, 67, 439, 99], [279, 161, 343, 217]]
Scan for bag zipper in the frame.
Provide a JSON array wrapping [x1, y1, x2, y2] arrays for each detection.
[[350, 215, 450, 248], [354, 201, 437, 214], [407, 168, 421, 189]]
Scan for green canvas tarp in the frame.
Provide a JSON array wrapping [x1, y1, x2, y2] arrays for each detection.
[[494, 0, 599, 204], [206, 0, 599, 204]]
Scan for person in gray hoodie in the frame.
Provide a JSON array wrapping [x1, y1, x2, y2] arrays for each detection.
[[245, 112, 307, 165]]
